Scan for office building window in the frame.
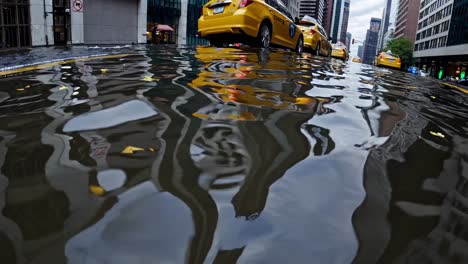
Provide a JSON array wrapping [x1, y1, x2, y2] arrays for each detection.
[[0, 0, 31, 49], [447, 0, 468, 46]]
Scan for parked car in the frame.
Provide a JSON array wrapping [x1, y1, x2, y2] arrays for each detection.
[[331, 42, 349, 61], [352, 57, 362, 63], [296, 15, 331, 56], [376, 51, 401, 69], [198, 0, 304, 53], [408, 66, 420, 74]]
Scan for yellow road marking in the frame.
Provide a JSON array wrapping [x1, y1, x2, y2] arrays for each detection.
[[440, 82, 468, 94], [0, 54, 129, 77]]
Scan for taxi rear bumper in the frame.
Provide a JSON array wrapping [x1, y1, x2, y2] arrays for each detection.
[[198, 10, 260, 39]]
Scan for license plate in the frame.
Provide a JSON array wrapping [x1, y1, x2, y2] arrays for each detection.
[[214, 6, 224, 14], [388, 58, 394, 62]]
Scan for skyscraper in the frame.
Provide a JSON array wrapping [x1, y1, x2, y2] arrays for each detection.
[[362, 18, 381, 65], [324, 0, 334, 35], [329, 0, 350, 43], [357, 45, 363, 58], [346, 32, 352, 50], [285, 0, 300, 19], [340, 0, 350, 43], [299, 0, 326, 25], [394, 0, 420, 40]]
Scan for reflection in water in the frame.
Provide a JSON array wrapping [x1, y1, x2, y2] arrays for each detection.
[[0, 45, 467, 264]]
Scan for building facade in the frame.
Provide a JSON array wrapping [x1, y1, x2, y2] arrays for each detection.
[[299, 0, 326, 25], [149, 0, 208, 45], [285, 0, 300, 19], [394, 0, 420, 40], [339, 0, 350, 43], [413, 0, 467, 79], [324, 0, 334, 35], [362, 18, 381, 65], [346, 32, 351, 50], [357, 45, 363, 58], [330, 0, 349, 43], [0, 0, 147, 49]]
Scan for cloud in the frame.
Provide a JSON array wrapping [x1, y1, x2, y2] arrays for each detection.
[[348, 0, 385, 56]]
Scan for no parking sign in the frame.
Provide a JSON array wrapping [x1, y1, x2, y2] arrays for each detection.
[[72, 0, 83, 12]]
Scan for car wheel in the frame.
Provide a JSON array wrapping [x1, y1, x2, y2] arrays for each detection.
[[296, 36, 304, 53], [257, 22, 271, 49], [315, 43, 321, 56]]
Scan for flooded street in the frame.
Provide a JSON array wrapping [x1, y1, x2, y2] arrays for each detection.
[[1, 45, 467, 263]]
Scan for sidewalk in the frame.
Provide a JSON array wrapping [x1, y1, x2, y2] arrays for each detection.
[[0, 45, 139, 71]]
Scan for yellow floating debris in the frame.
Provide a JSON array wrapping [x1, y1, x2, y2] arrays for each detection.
[[430, 131, 445, 138], [59, 86, 68, 90], [16, 88, 24, 91], [142, 76, 159, 82], [89, 185, 105, 196], [192, 112, 209, 119], [430, 96, 436, 99], [121, 146, 145, 154], [148, 147, 155, 152], [100, 69, 108, 73], [25, 85, 31, 88]]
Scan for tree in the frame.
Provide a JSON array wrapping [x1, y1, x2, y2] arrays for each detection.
[[383, 37, 414, 66]]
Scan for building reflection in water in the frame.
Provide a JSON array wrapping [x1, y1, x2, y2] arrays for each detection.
[[0, 45, 417, 264], [59, 47, 342, 264]]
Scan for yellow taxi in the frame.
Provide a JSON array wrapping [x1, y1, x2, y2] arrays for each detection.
[[352, 57, 361, 63], [198, 0, 304, 52], [296, 15, 331, 56], [376, 51, 401, 69], [331, 42, 349, 61]]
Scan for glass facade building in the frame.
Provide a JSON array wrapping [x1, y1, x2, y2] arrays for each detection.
[[147, 0, 182, 43], [0, 0, 31, 49], [186, 0, 208, 45], [447, 0, 467, 46]]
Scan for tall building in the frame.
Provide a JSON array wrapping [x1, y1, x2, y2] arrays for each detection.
[[0, 0, 147, 49], [339, 0, 350, 43], [357, 45, 363, 58], [346, 32, 351, 50], [285, 0, 301, 19], [394, 0, 420, 40], [299, 0, 326, 25], [414, 0, 468, 79], [329, 0, 350, 43], [378, 0, 395, 50], [362, 18, 381, 65], [324, 0, 334, 35]]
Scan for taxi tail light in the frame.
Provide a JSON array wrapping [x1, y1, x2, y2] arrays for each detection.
[[379, 55, 383, 59], [397, 58, 401, 63], [239, 0, 253, 8], [310, 29, 316, 35]]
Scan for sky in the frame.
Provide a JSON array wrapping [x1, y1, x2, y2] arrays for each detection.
[[348, 0, 385, 57]]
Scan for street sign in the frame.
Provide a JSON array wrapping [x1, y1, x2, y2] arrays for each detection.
[[72, 0, 83, 12]]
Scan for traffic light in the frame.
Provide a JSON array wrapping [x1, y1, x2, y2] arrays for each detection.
[[352, 38, 354, 44]]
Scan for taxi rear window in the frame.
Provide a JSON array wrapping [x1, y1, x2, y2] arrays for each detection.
[[299, 21, 316, 27]]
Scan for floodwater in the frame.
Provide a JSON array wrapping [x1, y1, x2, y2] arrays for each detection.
[[0, 45, 467, 264]]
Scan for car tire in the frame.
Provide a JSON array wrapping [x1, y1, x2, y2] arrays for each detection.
[[296, 36, 304, 54], [315, 43, 321, 56], [257, 22, 271, 49]]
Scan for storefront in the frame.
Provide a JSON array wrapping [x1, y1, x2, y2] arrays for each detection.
[[0, 0, 31, 49], [147, 0, 180, 44], [5, 0, 147, 48]]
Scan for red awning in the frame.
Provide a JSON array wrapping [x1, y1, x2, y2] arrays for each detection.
[[150, 24, 174, 32]]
